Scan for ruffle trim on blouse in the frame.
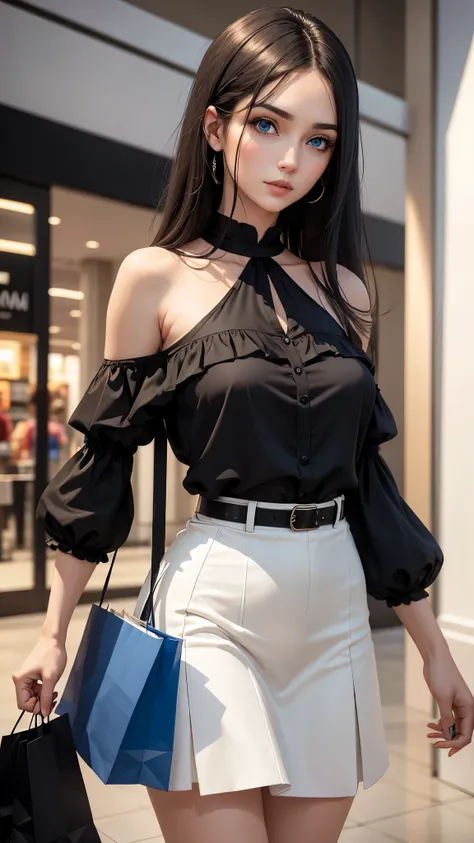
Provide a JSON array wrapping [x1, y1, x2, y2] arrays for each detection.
[[45, 535, 109, 565], [290, 328, 375, 372], [163, 328, 285, 381], [106, 326, 377, 426]]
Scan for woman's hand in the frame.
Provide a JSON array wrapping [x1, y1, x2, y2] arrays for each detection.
[[12, 634, 67, 717], [423, 650, 474, 756]]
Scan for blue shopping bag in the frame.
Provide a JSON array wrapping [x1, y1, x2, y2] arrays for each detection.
[[56, 605, 182, 788], [56, 429, 182, 789]]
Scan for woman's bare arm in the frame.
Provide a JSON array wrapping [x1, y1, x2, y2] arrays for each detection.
[[41, 551, 97, 643]]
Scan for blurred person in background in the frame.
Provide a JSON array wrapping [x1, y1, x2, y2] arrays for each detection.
[[0, 392, 13, 463], [12, 7, 473, 843], [8, 391, 68, 550], [0, 392, 13, 558], [10, 391, 68, 479]]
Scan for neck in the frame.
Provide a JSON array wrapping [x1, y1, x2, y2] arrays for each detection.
[[217, 195, 279, 243]]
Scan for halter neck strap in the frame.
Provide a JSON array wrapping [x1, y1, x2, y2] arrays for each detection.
[[201, 212, 285, 258]]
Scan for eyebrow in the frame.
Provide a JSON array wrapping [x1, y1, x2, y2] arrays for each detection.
[[252, 102, 338, 132]]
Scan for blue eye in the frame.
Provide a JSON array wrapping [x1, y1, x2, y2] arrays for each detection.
[[250, 118, 334, 151], [255, 119, 275, 134]]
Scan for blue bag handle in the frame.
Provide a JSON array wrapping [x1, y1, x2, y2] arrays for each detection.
[[98, 420, 168, 628]]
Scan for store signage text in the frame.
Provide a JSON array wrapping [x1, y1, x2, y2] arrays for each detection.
[[0, 253, 34, 333], [0, 290, 29, 313]]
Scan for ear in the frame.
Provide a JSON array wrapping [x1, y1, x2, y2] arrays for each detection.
[[203, 106, 224, 152]]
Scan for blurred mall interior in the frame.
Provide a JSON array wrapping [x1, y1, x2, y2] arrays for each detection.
[[0, 188, 159, 597], [0, 0, 474, 805]]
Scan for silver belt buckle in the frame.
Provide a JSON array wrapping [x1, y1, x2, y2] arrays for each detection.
[[289, 503, 321, 531]]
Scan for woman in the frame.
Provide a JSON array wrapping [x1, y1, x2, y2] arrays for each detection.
[[12, 8, 474, 843]]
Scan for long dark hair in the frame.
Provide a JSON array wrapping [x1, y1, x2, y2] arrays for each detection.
[[152, 6, 378, 354]]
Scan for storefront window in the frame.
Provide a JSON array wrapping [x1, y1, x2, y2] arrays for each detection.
[[0, 195, 39, 593], [0, 335, 38, 589]]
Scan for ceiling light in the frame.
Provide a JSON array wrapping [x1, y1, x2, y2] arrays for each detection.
[[48, 216, 61, 226], [69, 310, 81, 318], [0, 239, 36, 256], [48, 288, 85, 300], [0, 199, 35, 215], [85, 240, 100, 249], [49, 354, 63, 371], [72, 342, 81, 351], [49, 326, 61, 334], [50, 339, 82, 350]]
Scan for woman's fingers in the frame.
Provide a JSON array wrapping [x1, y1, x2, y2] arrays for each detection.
[[12, 671, 59, 713], [426, 718, 461, 751], [15, 683, 40, 712], [425, 698, 474, 756], [28, 693, 58, 717], [427, 723, 470, 754]]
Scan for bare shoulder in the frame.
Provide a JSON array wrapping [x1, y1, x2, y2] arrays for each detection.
[[307, 261, 372, 351], [114, 246, 179, 288], [335, 264, 372, 352], [307, 259, 370, 308], [104, 247, 179, 360], [335, 264, 371, 312]]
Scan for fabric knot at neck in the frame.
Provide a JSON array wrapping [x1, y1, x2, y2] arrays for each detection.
[[202, 212, 285, 258]]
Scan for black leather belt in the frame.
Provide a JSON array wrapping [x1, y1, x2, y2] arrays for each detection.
[[197, 496, 345, 531]]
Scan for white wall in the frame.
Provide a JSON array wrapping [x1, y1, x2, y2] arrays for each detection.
[[0, 3, 193, 159], [435, 0, 474, 794], [21, 0, 207, 74], [360, 122, 406, 224], [0, 0, 407, 226]]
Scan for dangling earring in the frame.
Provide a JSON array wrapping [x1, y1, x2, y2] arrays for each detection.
[[307, 178, 325, 204], [211, 153, 221, 185]]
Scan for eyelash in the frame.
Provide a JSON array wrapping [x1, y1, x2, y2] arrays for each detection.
[[249, 117, 335, 152]]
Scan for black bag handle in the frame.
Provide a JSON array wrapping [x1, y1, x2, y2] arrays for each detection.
[[140, 422, 167, 626], [11, 710, 27, 734], [10, 710, 48, 736], [99, 421, 167, 626]]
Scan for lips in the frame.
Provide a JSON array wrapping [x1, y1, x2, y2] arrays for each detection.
[[266, 180, 293, 190]]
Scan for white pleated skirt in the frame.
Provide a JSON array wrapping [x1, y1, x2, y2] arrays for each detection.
[[134, 494, 389, 798]]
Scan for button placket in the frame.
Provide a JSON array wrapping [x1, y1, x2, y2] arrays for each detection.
[[280, 337, 312, 475], [261, 260, 313, 484]]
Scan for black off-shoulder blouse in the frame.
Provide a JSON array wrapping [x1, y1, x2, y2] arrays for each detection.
[[37, 213, 443, 608]]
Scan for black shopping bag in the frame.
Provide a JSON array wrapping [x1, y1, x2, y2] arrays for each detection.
[[1, 712, 100, 843], [11, 731, 33, 843], [0, 712, 33, 843]]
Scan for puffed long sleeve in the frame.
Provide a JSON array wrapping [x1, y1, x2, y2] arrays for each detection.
[[345, 385, 444, 608], [36, 353, 172, 563]]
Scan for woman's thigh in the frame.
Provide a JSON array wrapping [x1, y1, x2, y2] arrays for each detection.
[[147, 784, 269, 843], [262, 788, 355, 843]]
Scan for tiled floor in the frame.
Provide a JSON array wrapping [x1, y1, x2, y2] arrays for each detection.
[[1, 605, 473, 842]]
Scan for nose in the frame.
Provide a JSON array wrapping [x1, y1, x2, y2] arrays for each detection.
[[278, 146, 298, 174]]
